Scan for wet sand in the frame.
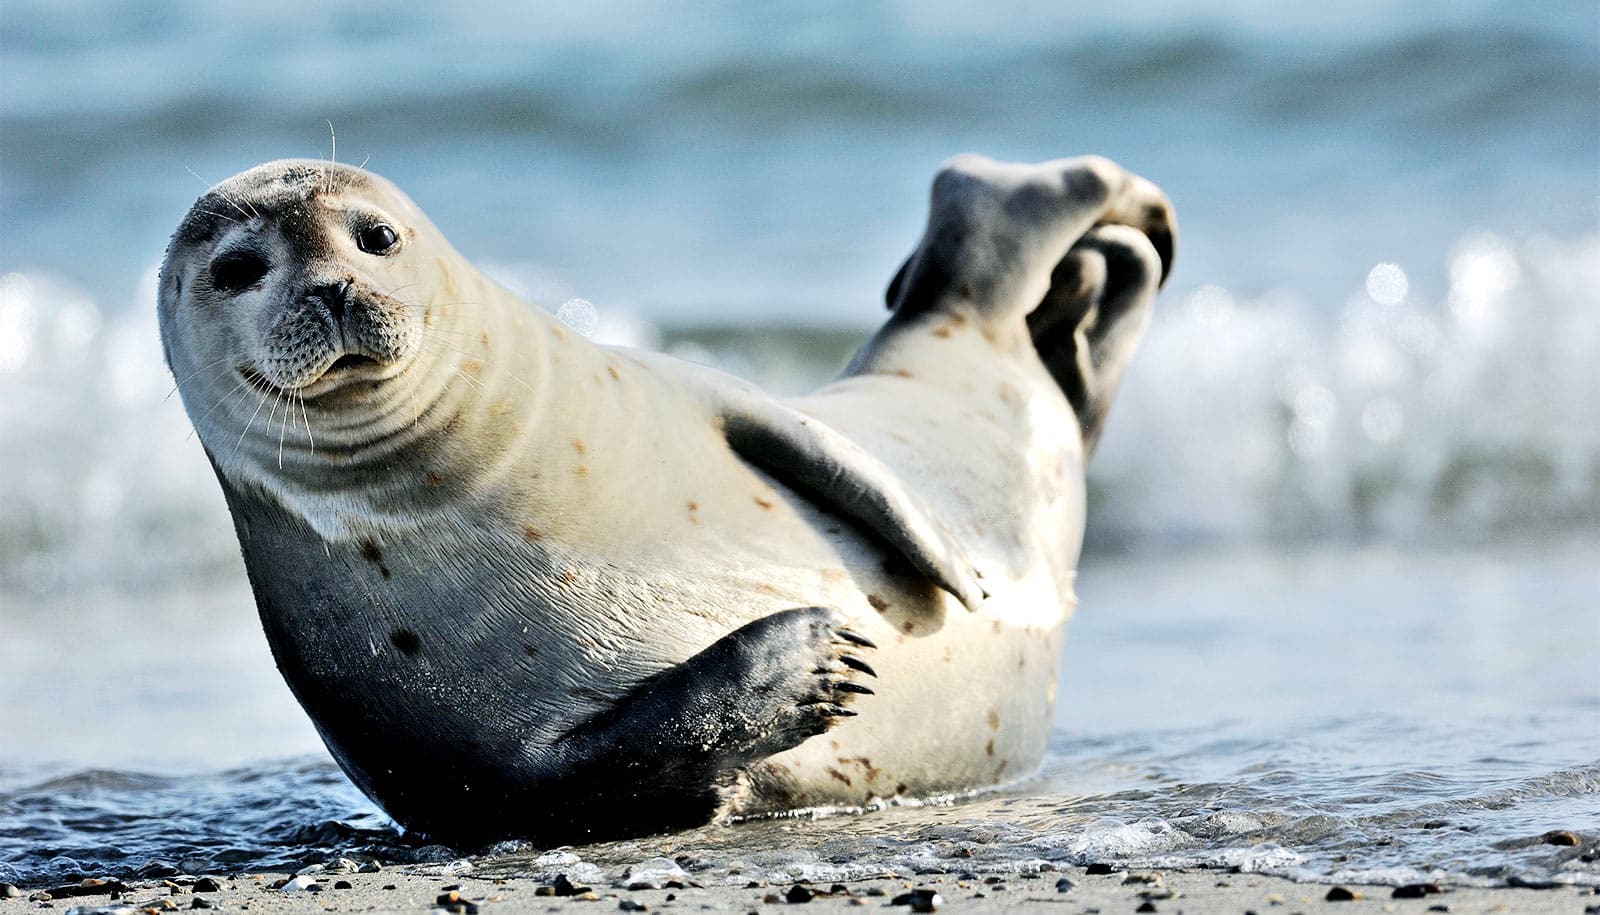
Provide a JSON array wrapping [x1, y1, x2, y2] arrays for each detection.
[[9, 865, 1595, 915]]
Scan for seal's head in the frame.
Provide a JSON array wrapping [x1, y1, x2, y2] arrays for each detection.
[[159, 160, 439, 398], [159, 159, 495, 493]]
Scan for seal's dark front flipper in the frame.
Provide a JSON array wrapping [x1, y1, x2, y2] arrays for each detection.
[[571, 607, 876, 773], [426, 607, 875, 844], [721, 397, 986, 611], [1028, 224, 1163, 454]]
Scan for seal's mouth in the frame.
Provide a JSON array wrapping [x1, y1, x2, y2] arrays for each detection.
[[327, 353, 381, 373], [237, 351, 394, 398]]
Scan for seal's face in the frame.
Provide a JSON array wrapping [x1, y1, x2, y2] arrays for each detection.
[[159, 159, 483, 486], [162, 160, 429, 399]]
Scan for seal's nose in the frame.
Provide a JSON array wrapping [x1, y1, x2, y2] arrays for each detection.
[[307, 279, 353, 327]]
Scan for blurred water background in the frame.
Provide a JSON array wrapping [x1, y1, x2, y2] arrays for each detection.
[[1, 0, 1597, 890]]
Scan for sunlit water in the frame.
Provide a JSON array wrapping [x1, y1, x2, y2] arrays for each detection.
[[3, 544, 1596, 889], [2, 0, 1597, 894]]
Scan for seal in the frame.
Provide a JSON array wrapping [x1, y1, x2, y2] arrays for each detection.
[[158, 153, 1175, 843]]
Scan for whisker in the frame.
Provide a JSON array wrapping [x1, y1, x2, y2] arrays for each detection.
[[299, 392, 315, 455], [165, 354, 235, 401], [277, 388, 292, 469], [186, 165, 259, 221], [324, 120, 338, 196], [234, 379, 274, 456], [186, 373, 253, 441]]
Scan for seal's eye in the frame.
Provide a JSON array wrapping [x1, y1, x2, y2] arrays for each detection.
[[209, 251, 270, 294], [357, 224, 399, 255]]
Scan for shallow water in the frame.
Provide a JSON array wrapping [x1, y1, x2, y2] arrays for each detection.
[[3, 543, 1595, 889], [2, 0, 1598, 894]]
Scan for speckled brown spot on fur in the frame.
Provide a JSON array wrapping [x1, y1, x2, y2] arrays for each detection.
[[997, 759, 1008, 776], [992, 620, 1002, 634], [894, 368, 914, 379], [491, 399, 512, 416], [438, 258, 457, 296], [932, 325, 952, 338], [985, 738, 995, 757], [359, 539, 383, 563], [462, 359, 481, 375], [901, 620, 915, 633], [522, 643, 538, 659], [866, 594, 889, 612], [522, 525, 542, 543], [986, 708, 1001, 730], [571, 438, 587, 455], [575, 465, 589, 477], [896, 782, 908, 795], [981, 326, 997, 343], [557, 568, 579, 586], [847, 756, 881, 780], [999, 382, 1021, 408], [551, 325, 566, 339], [822, 567, 847, 583], [826, 767, 853, 786], [423, 472, 445, 488], [480, 330, 490, 349], [958, 283, 973, 301], [754, 495, 775, 510], [607, 364, 621, 380], [758, 582, 779, 594]]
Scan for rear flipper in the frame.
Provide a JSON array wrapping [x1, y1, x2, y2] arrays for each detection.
[[885, 153, 1174, 323], [1027, 224, 1164, 454], [415, 607, 876, 844]]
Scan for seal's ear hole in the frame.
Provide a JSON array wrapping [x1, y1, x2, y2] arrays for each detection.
[[209, 251, 270, 295], [357, 223, 399, 255]]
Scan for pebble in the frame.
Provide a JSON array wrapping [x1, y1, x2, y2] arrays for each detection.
[[785, 885, 815, 903], [333, 880, 352, 890], [1135, 902, 1158, 914], [0, 884, 18, 898], [551, 874, 592, 896], [1540, 830, 1580, 846], [190, 899, 215, 910], [278, 875, 321, 893], [190, 878, 223, 894], [1085, 863, 1116, 875], [1055, 878, 1076, 893], [619, 901, 648, 912], [1325, 886, 1357, 901], [1392, 883, 1445, 898], [1426, 906, 1450, 913], [358, 861, 383, 874], [889, 889, 942, 912]]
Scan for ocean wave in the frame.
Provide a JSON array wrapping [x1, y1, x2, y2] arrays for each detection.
[[1, 229, 1596, 595]]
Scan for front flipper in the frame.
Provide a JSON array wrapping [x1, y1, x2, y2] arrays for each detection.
[[412, 607, 876, 844], [721, 396, 987, 611]]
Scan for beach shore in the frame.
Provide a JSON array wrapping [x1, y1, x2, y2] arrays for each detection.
[[8, 863, 1595, 915]]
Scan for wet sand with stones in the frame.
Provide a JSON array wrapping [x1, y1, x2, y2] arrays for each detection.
[[7, 861, 1597, 915]]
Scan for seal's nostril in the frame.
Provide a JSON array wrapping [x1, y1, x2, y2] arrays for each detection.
[[309, 282, 351, 324]]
